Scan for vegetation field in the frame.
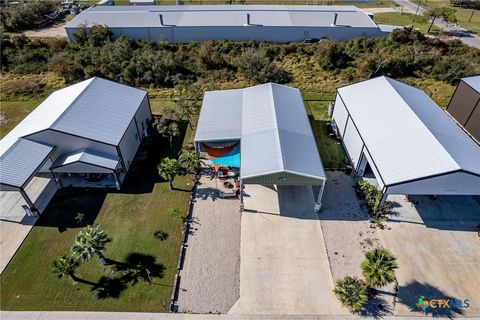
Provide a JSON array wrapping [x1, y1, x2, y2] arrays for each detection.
[[374, 12, 443, 34], [412, 0, 480, 34], [0, 100, 194, 311]]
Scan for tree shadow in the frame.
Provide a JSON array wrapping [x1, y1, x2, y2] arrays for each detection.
[[360, 296, 392, 319], [91, 276, 127, 300], [396, 281, 465, 318]]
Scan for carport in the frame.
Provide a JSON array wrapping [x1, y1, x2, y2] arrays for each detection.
[[332, 76, 480, 204], [0, 138, 58, 221], [195, 83, 327, 210]]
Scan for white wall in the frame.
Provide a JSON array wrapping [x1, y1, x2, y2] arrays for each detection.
[[332, 94, 349, 136], [118, 118, 141, 171], [134, 96, 152, 139], [343, 120, 363, 169], [387, 171, 480, 195], [52, 162, 113, 173]]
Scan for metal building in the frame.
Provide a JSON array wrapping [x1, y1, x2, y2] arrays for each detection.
[[194, 83, 327, 209], [331, 76, 480, 204], [65, 5, 390, 43], [0, 77, 152, 221], [446, 75, 480, 144]]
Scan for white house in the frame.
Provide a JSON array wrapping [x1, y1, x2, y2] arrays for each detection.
[[331, 76, 480, 204], [0, 77, 152, 220]]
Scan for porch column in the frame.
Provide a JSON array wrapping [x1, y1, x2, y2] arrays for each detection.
[[19, 188, 37, 214], [239, 179, 244, 211], [113, 172, 121, 191], [315, 180, 326, 212], [378, 192, 388, 212]]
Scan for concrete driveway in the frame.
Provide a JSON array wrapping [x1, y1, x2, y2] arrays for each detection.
[[229, 184, 345, 315], [379, 195, 480, 317]]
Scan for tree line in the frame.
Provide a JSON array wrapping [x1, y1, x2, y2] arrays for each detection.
[[1, 25, 479, 93]]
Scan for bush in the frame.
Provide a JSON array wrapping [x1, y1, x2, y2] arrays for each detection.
[[333, 276, 368, 312], [361, 248, 398, 288], [0, 0, 57, 32], [355, 180, 383, 214], [236, 47, 291, 84]]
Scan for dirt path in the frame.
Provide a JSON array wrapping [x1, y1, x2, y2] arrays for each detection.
[[23, 22, 68, 39]]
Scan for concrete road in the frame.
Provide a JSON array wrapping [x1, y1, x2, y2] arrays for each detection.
[[229, 185, 346, 315], [379, 195, 480, 317], [394, 0, 480, 48]]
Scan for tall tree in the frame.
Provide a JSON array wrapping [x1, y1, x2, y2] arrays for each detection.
[[361, 248, 398, 287], [52, 253, 97, 286], [71, 225, 110, 264], [158, 157, 180, 191], [179, 150, 203, 174]]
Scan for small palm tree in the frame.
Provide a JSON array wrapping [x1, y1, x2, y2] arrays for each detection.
[[52, 253, 79, 280], [71, 225, 109, 264], [361, 248, 398, 288], [333, 276, 368, 312], [158, 157, 180, 191], [179, 150, 203, 174]]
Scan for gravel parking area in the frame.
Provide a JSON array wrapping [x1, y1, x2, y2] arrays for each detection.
[[177, 170, 241, 314], [320, 171, 395, 315]]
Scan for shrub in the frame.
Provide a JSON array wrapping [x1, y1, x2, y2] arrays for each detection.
[[333, 276, 368, 312], [153, 231, 169, 241], [236, 47, 291, 84], [361, 248, 398, 288], [0, 0, 57, 32], [355, 180, 383, 214]]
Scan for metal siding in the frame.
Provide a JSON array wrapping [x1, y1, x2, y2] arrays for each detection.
[[465, 102, 480, 142], [194, 90, 242, 142], [242, 172, 323, 185], [119, 118, 141, 171], [332, 94, 348, 136], [337, 76, 480, 186], [447, 81, 479, 125], [462, 75, 480, 93], [343, 119, 363, 168], [362, 148, 385, 190], [27, 130, 117, 162], [135, 96, 153, 138], [0, 139, 54, 188], [52, 162, 113, 173], [52, 77, 147, 145], [387, 172, 480, 195]]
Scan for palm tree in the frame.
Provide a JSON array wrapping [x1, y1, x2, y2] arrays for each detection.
[[333, 276, 368, 312], [158, 157, 180, 191], [71, 225, 110, 264], [52, 253, 97, 286], [361, 248, 398, 288], [52, 254, 79, 280], [179, 150, 203, 174]]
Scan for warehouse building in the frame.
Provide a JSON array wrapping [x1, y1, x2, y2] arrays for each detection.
[[331, 76, 480, 204], [0, 77, 152, 221], [65, 5, 389, 43], [194, 83, 327, 209], [446, 75, 480, 143]]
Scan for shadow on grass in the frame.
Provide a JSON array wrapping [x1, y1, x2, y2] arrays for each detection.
[[308, 115, 346, 170], [36, 119, 190, 231], [91, 253, 166, 299]]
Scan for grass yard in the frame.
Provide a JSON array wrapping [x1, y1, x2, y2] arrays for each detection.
[[374, 12, 443, 34], [303, 93, 346, 170], [0, 99, 194, 311], [412, 0, 480, 34], [0, 99, 41, 138]]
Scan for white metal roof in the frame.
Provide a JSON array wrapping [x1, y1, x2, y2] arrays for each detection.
[[0, 138, 55, 188], [337, 76, 480, 186], [52, 149, 119, 170], [66, 5, 378, 29], [462, 75, 480, 93], [195, 83, 326, 182]]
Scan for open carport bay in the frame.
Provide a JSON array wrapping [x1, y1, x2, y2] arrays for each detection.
[[229, 184, 345, 315], [379, 195, 480, 317]]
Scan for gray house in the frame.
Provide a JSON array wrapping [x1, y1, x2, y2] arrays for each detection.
[[194, 83, 327, 209], [0, 77, 152, 220], [65, 5, 390, 43]]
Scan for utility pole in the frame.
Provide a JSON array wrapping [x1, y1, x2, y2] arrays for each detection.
[[413, 0, 422, 22], [468, 8, 475, 23]]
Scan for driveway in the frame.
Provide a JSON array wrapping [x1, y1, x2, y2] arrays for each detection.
[[379, 195, 480, 317], [229, 184, 345, 315]]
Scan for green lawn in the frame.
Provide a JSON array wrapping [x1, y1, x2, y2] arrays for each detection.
[[374, 12, 443, 34], [0, 99, 41, 138], [0, 99, 194, 311], [412, 0, 480, 34], [303, 93, 346, 170]]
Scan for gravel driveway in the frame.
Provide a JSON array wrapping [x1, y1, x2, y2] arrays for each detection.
[[177, 171, 241, 314]]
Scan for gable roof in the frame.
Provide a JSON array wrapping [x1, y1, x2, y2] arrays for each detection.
[[462, 75, 480, 92], [337, 76, 480, 186], [195, 83, 326, 183], [52, 149, 120, 171], [0, 77, 147, 158], [66, 5, 378, 29]]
